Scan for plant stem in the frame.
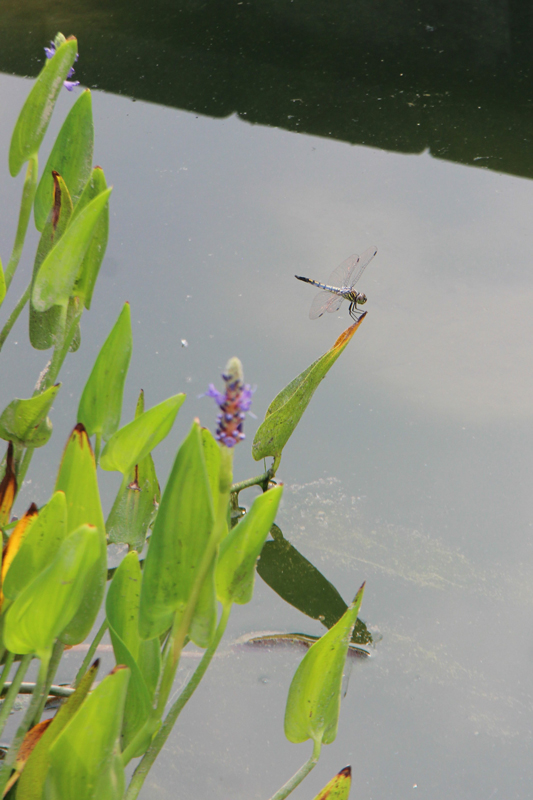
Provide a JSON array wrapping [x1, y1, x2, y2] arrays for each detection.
[[123, 603, 232, 795], [267, 739, 322, 800], [0, 653, 14, 699], [1, 683, 73, 698], [0, 284, 31, 352], [38, 297, 83, 393], [4, 156, 38, 291], [231, 468, 273, 495], [73, 618, 108, 688], [0, 654, 32, 741], [31, 639, 64, 724], [0, 656, 48, 795]]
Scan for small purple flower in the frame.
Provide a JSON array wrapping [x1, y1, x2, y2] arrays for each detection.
[[204, 358, 253, 448], [45, 37, 80, 91]]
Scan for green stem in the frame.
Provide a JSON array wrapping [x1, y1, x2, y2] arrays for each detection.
[[0, 652, 14, 699], [4, 156, 38, 291], [37, 297, 83, 393], [0, 654, 32, 741], [94, 432, 102, 466], [0, 283, 31, 352], [0, 656, 49, 795], [123, 603, 232, 795], [31, 639, 64, 724], [267, 739, 322, 800], [231, 468, 273, 495], [1, 682, 73, 698], [73, 618, 108, 688], [16, 443, 35, 488]]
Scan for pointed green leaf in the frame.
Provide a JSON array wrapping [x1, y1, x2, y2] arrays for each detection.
[[72, 167, 109, 308], [100, 394, 185, 477], [0, 384, 60, 448], [32, 188, 112, 312], [201, 428, 221, 508], [284, 583, 365, 746], [252, 316, 366, 462], [3, 525, 101, 660], [34, 89, 94, 231], [3, 491, 68, 602], [78, 303, 132, 441], [29, 173, 74, 350], [106, 553, 159, 752], [216, 485, 283, 606], [313, 767, 352, 800], [16, 661, 99, 800], [139, 421, 214, 640], [9, 38, 78, 177], [45, 667, 129, 800], [257, 527, 373, 645], [54, 424, 107, 645]]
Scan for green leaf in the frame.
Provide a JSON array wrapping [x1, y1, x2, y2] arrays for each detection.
[[3, 525, 101, 661], [32, 188, 112, 312], [3, 491, 68, 603], [252, 316, 366, 463], [139, 421, 214, 641], [45, 666, 129, 800], [216, 485, 283, 606], [257, 526, 373, 645], [72, 167, 110, 308], [0, 258, 5, 306], [100, 394, 185, 477], [29, 173, 74, 350], [9, 37, 78, 177], [312, 767, 352, 800], [0, 384, 60, 448], [34, 89, 94, 232], [17, 661, 99, 800], [106, 553, 159, 753], [201, 428, 221, 509], [54, 424, 107, 645], [78, 303, 132, 441], [284, 583, 365, 746]]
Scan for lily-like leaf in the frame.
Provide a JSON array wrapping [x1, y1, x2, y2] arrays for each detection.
[[78, 302, 132, 442], [72, 167, 109, 308], [34, 89, 94, 231], [312, 767, 352, 800], [257, 526, 373, 645], [45, 666, 129, 800], [252, 316, 366, 463], [139, 421, 214, 641], [3, 524, 101, 661], [0, 442, 17, 529], [216, 485, 283, 606], [30, 172, 73, 350], [3, 491, 68, 603], [9, 37, 78, 177], [106, 552, 160, 753], [100, 394, 185, 477], [54, 424, 107, 645], [32, 187, 112, 312], [0, 384, 60, 448], [284, 583, 365, 746], [16, 661, 99, 800], [0, 503, 38, 608]]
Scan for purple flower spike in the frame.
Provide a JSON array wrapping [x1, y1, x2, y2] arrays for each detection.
[[203, 358, 253, 448], [45, 35, 80, 91]]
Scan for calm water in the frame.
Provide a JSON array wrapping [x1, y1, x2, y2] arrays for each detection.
[[1, 5, 533, 798]]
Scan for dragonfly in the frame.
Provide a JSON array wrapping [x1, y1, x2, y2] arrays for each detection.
[[295, 246, 377, 322]]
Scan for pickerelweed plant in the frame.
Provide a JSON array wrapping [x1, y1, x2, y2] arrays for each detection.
[[0, 33, 371, 800]]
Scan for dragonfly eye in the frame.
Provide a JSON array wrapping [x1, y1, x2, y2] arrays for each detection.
[[359, 293, 367, 305]]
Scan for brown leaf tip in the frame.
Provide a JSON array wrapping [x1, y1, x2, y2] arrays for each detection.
[[338, 766, 351, 778]]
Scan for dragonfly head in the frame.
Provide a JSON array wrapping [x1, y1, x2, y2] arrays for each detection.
[[358, 292, 367, 306]]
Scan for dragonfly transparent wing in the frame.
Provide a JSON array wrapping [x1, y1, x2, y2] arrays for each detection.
[[309, 288, 345, 319], [346, 245, 377, 289]]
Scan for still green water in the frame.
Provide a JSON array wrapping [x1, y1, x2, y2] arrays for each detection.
[[1, 3, 533, 798]]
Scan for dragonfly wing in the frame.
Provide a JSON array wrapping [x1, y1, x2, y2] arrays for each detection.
[[347, 245, 377, 289], [309, 289, 344, 319], [328, 254, 360, 289]]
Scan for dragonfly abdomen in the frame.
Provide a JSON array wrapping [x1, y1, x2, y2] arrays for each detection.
[[295, 276, 345, 295]]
